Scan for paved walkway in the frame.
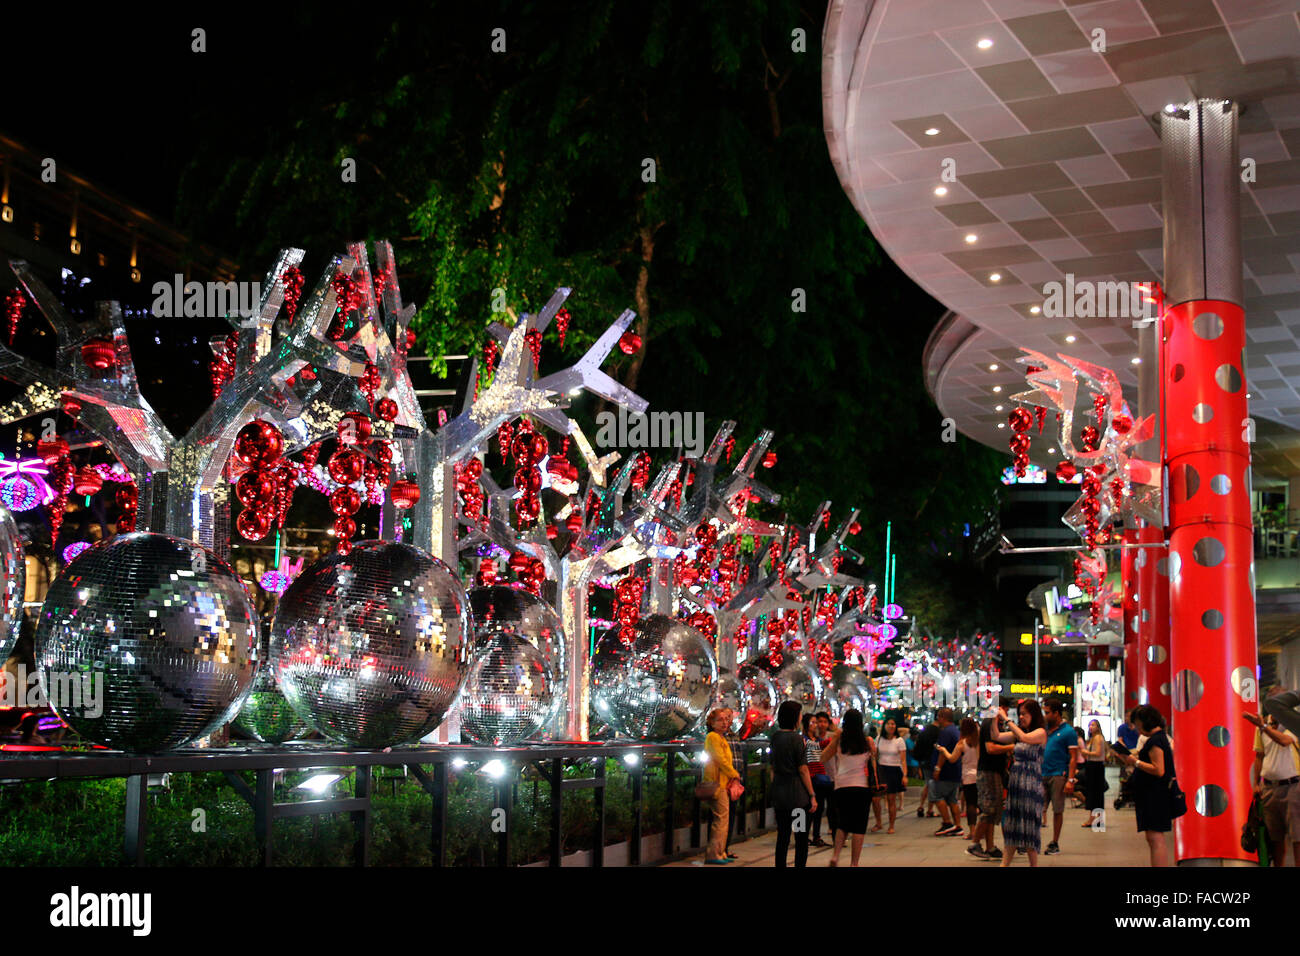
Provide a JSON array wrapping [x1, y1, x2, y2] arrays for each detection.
[[664, 795, 1166, 867]]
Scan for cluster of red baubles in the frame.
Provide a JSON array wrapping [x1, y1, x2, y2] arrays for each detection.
[[508, 550, 547, 597], [507, 418, 548, 528], [36, 437, 74, 546], [4, 289, 24, 345], [455, 457, 485, 521], [613, 574, 646, 645], [232, 420, 295, 544], [208, 332, 240, 400], [1007, 406, 1034, 476]]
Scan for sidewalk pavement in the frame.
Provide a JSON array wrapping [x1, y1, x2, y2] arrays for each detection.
[[663, 797, 1166, 867]]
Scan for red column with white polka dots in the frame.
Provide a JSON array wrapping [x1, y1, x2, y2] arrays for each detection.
[[1131, 521, 1172, 721], [1163, 298, 1257, 864], [1121, 527, 1139, 710]]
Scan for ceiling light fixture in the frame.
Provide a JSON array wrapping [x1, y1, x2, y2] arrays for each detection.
[[992, 385, 1002, 393], [997, 423, 1006, 429], [988, 363, 998, 371], [977, 38, 994, 50], [934, 186, 948, 196], [1029, 305, 1041, 315], [995, 405, 1004, 412], [924, 127, 940, 136], [1131, 357, 1141, 365], [1065, 335, 1076, 343], [965, 233, 978, 244], [989, 273, 1002, 282]]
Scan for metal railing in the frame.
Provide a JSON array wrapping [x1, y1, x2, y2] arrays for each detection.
[[0, 740, 774, 867]]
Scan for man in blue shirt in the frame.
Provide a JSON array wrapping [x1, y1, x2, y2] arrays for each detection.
[[1041, 698, 1079, 855], [930, 707, 964, 836], [1116, 711, 1140, 751]]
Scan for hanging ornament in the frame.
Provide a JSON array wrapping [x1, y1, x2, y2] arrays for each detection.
[[524, 328, 543, 369], [554, 308, 571, 347], [4, 289, 25, 345], [618, 330, 642, 355], [281, 266, 304, 321], [761, 451, 777, 469]]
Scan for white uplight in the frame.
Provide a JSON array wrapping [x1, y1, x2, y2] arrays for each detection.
[[481, 759, 508, 780], [296, 773, 341, 794], [623, 753, 640, 767], [451, 757, 468, 769]]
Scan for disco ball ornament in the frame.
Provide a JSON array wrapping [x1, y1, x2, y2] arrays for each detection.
[[467, 585, 565, 681], [830, 664, 873, 716], [713, 663, 778, 739], [0, 507, 24, 662], [232, 658, 309, 744], [270, 541, 471, 747], [590, 614, 717, 741], [458, 631, 557, 746], [33, 533, 257, 751], [772, 655, 824, 714]]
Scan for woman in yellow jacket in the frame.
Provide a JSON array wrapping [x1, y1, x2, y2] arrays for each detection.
[[705, 708, 742, 863]]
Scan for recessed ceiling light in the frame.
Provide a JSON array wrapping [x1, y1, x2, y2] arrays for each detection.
[[934, 186, 948, 196], [1131, 357, 1141, 365], [988, 363, 999, 371], [995, 405, 1004, 412], [977, 38, 994, 50], [1029, 305, 1041, 315], [1164, 103, 1178, 114], [1247, 392, 1253, 398], [1048, 448, 1057, 454], [989, 273, 1002, 282], [997, 423, 1006, 429], [925, 127, 940, 136], [1065, 335, 1077, 343], [965, 233, 978, 244], [992, 385, 1002, 393]]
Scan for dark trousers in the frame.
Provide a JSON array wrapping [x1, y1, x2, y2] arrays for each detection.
[[963, 783, 979, 826], [774, 806, 810, 867], [811, 777, 834, 840]]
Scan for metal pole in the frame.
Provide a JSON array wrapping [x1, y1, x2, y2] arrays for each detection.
[[1033, 620, 1040, 700]]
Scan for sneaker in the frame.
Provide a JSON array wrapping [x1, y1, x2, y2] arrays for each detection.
[[985, 846, 1002, 859], [1045, 842, 1060, 855], [942, 827, 964, 837], [965, 845, 988, 860]]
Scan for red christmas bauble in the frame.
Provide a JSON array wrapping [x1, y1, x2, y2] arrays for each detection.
[[1080, 425, 1100, 451], [375, 398, 399, 422], [236, 472, 275, 508], [1112, 412, 1133, 435], [73, 466, 103, 497], [762, 451, 777, 468], [390, 479, 420, 510], [330, 487, 362, 516], [618, 331, 642, 354], [327, 450, 365, 484], [36, 437, 70, 463], [1056, 461, 1077, 482], [565, 513, 583, 534], [81, 338, 116, 371], [338, 412, 371, 445], [333, 515, 357, 539], [236, 507, 272, 541], [1008, 407, 1034, 432]]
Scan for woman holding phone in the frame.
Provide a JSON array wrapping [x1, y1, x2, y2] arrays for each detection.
[[1078, 719, 1108, 827], [988, 701, 1048, 866]]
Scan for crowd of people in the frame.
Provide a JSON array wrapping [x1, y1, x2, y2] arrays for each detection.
[[696, 690, 1257, 867]]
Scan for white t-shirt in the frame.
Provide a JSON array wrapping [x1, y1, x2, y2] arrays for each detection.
[[828, 751, 870, 789], [1257, 727, 1300, 781], [961, 741, 979, 785], [876, 736, 906, 768]]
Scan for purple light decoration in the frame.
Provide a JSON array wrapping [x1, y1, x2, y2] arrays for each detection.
[[259, 556, 304, 594], [62, 541, 93, 563], [883, 603, 903, 620], [880, 623, 898, 641], [0, 476, 39, 512]]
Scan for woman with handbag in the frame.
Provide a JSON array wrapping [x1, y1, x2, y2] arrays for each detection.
[[1122, 704, 1177, 866], [703, 708, 742, 864]]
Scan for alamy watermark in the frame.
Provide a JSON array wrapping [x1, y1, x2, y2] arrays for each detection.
[[0, 664, 104, 718], [151, 275, 261, 319], [594, 406, 705, 458], [1040, 274, 1156, 325]]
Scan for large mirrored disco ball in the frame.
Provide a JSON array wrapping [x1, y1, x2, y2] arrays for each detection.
[[232, 661, 309, 744], [271, 541, 471, 747], [591, 614, 717, 741], [467, 585, 565, 680], [0, 506, 25, 662], [34, 533, 257, 751], [773, 656, 824, 715], [458, 630, 557, 746], [712, 664, 778, 739], [831, 664, 872, 717]]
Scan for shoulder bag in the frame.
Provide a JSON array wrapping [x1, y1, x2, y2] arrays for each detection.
[[1167, 774, 1188, 818]]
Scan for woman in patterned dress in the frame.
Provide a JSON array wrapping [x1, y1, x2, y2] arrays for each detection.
[[989, 700, 1048, 867]]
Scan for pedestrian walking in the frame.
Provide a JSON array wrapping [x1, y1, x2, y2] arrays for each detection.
[[821, 708, 872, 867], [966, 715, 1013, 860], [770, 700, 817, 867], [1078, 718, 1108, 828], [874, 718, 906, 833], [703, 708, 741, 864]]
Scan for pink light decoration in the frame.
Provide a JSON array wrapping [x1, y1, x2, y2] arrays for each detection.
[[0, 457, 55, 505], [259, 556, 305, 594], [62, 541, 92, 563]]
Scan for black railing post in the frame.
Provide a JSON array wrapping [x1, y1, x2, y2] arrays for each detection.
[[123, 774, 147, 866], [431, 762, 447, 868], [254, 769, 274, 865], [549, 758, 563, 867], [664, 751, 676, 857], [629, 754, 643, 866], [592, 757, 606, 867], [495, 766, 513, 868], [352, 765, 371, 867]]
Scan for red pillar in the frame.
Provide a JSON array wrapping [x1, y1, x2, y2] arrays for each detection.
[[1121, 527, 1139, 710], [1160, 98, 1256, 865], [1134, 520, 1171, 718]]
